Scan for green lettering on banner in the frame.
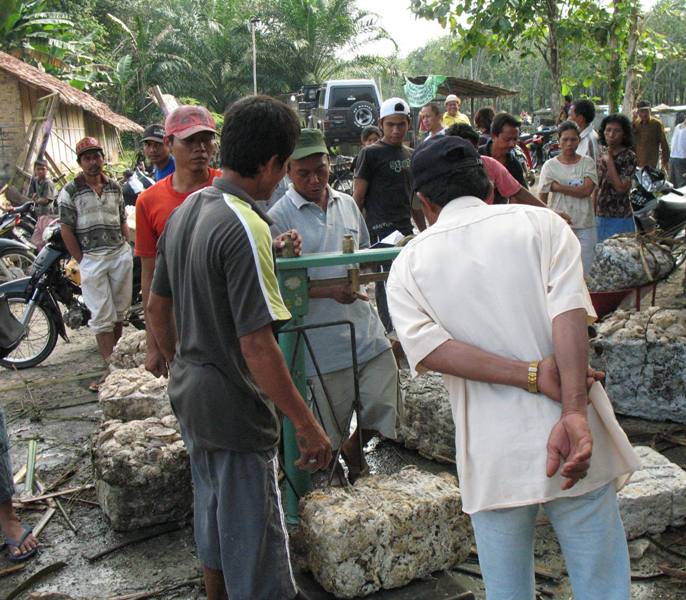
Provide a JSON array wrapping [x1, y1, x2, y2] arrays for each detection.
[[403, 76, 448, 108]]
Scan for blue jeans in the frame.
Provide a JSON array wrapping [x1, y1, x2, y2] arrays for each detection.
[[470, 483, 630, 600], [596, 216, 635, 244]]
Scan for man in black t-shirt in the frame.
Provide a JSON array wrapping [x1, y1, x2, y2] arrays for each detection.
[[479, 112, 529, 204], [353, 97, 425, 332]]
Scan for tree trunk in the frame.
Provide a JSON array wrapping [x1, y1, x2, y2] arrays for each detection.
[[545, 0, 561, 117], [621, 5, 641, 115]]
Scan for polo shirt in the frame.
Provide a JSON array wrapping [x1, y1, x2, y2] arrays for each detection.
[[153, 155, 175, 181], [152, 177, 291, 451], [134, 168, 221, 257], [58, 173, 127, 255], [577, 124, 601, 162], [442, 113, 471, 128], [387, 198, 640, 513], [268, 185, 389, 377]]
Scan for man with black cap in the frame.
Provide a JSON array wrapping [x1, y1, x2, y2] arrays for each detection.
[[141, 123, 175, 181], [632, 100, 669, 170], [58, 137, 132, 389], [268, 129, 400, 481], [27, 158, 56, 216], [387, 136, 640, 600]]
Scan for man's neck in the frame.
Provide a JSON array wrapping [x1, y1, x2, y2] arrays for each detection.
[[171, 167, 209, 194], [83, 172, 103, 187], [155, 156, 171, 170], [491, 144, 507, 162]]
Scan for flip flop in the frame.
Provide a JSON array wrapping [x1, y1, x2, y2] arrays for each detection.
[[5, 523, 38, 563], [88, 381, 100, 393]]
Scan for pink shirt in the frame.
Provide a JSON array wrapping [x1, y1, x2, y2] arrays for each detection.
[[481, 155, 521, 204]]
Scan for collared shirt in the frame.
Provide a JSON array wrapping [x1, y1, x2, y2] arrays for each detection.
[[57, 173, 127, 255], [577, 124, 601, 162], [632, 116, 670, 168], [387, 197, 639, 513], [153, 155, 175, 181], [442, 113, 471, 128], [671, 123, 686, 159], [268, 185, 389, 376], [152, 177, 288, 452]]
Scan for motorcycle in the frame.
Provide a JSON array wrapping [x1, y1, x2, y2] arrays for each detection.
[[631, 167, 686, 236], [520, 126, 558, 170], [0, 222, 143, 369], [0, 238, 35, 284], [0, 201, 37, 252]]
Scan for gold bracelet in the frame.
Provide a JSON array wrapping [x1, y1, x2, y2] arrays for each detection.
[[527, 361, 539, 394]]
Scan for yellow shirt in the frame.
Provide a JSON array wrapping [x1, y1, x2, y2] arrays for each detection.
[[387, 198, 640, 513], [442, 112, 471, 128]]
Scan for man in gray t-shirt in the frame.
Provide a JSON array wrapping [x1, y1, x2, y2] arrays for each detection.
[[148, 96, 331, 600]]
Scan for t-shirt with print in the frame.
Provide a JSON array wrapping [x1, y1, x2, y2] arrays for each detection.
[[354, 141, 413, 235], [135, 168, 221, 257], [596, 148, 637, 218], [58, 174, 126, 255], [152, 177, 291, 452], [538, 155, 598, 229]]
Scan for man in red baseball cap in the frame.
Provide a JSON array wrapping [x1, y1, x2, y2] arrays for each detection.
[[58, 137, 133, 390], [135, 105, 221, 376]]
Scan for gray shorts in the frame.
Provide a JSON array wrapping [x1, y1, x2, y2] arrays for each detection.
[[182, 430, 297, 600], [0, 409, 14, 505]]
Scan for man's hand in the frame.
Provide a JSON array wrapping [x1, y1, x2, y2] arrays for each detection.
[[273, 229, 303, 256], [329, 286, 367, 304], [144, 346, 168, 378], [546, 412, 593, 490], [538, 355, 604, 402], [294, 419, 332, 472]]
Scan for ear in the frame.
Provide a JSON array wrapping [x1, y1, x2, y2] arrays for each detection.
[[417, 192, 441, 224]]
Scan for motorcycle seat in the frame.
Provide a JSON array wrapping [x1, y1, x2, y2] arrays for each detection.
[[654, 197, 686, 228]]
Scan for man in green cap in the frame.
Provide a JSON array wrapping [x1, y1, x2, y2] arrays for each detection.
[[268, 129, 401, 482]]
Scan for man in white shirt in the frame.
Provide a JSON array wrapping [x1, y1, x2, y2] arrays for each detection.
[[670, 115, 686, 188], [387, 136, 640, 600], [569, 99, 601, 161]]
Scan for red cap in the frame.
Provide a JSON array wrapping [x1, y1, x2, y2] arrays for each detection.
[[75, 137, 103, 158], [165, 106, 216, 139]]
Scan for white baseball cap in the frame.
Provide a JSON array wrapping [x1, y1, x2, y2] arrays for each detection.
[[380, 97, 411, 120], [445, 94, 460, 104]]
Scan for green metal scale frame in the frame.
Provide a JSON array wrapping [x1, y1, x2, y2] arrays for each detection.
[[275, 246, 402, 524]]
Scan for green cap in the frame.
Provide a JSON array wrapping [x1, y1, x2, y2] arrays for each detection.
[[291, 128, 329, 160]]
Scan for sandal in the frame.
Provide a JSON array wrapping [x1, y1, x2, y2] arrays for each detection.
[[88, 372, 108, 393], [5, 523, 38, 563]]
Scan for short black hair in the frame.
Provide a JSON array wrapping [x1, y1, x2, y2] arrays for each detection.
[[361, 125, 381, 142], [557, 120, 580, 137], [421, 102, 441, 116], [220, 95, 300, 177], [474, 107, 495, 132], [564, 94, 573, 103], [34, 159, 47, 168], [491, 112, 521, 136], [572, 100, 595, 125], [598, 113, 633, 148], [445, 123, 480, 148]]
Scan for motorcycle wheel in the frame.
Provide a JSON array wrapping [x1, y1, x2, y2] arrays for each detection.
[[0, 293, 58, 369], [0, 247, 35, 284]]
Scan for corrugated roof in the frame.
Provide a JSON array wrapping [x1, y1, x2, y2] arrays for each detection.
[[407, 76, 518, 99], [0, 51, 143, 132]]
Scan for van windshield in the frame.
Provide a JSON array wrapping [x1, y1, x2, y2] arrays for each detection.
[[329, 86, 376, 108]]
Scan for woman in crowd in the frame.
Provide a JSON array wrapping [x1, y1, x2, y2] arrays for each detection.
[[474, 106, 495, 146], [419, 103, 445, 142], [596, 114, 638, 242], [538, 120, 598, 272]]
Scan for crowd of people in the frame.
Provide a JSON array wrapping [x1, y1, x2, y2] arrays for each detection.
[[2, 89, 683, 599]]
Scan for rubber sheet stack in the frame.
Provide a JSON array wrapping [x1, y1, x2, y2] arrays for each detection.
[[587, 234, 674, 291], [299, 467, 471, 598], [92, 416, 191, 531], [98, 366, 171, 421], [109, 330, 147, 370], [399, 371, 455, 463]]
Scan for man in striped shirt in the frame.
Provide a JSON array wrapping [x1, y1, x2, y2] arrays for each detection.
[[147, 96, 331, 600]]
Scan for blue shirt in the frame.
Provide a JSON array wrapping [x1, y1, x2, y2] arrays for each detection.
[[268, 185, 390, 376], [153, 155, 176, 181]]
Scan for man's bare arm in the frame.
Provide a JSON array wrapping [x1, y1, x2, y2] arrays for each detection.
[[60, 224, 83, 263], [513, 187, 547, 208], [353, 177, 368, 210], [240, 325, 332, 471], [141, 257, 168, 377], [147, 291, 176, 363]]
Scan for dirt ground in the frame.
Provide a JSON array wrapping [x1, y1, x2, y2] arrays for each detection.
[[1, 270, 686, 599]]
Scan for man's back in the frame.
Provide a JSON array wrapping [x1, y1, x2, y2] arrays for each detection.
[[153, 181, 290, 452]]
